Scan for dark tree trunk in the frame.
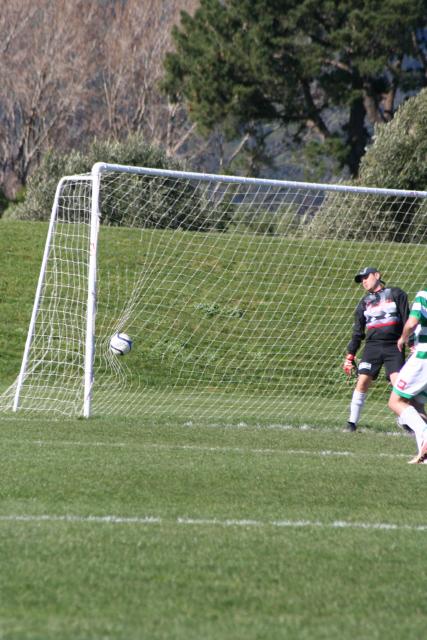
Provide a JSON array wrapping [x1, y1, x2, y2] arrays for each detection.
[[345, 96, 369, 177]]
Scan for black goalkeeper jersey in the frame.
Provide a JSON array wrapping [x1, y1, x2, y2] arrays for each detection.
[[346, 287, 409, 356]]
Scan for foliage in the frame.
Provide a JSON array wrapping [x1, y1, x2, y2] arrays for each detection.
[[358, 88, 427, 191], [97, 173, 232, 231], [5, 135, 184, 223], [164, 0, 427, 177], [304, 190, 427, 244], [4, 138, 307, 232], [4, 135, 237, 231], [0, 187, 8, 218], [306, 90, 427, 242], [0, 185, 27, 220]]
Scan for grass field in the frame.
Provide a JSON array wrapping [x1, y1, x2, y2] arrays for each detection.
[[1, 415, 427, 639], [1, 218, 427, 638]]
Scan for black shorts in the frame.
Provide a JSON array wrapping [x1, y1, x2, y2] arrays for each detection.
[[357, 341, 405, 381]]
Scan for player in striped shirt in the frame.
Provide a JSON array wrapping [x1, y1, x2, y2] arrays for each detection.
[[389, 290, 427, 463]]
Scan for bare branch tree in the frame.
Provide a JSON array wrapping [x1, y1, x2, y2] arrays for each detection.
[[0, 0, 100, 196], [93, 0, 200, 155], [0, 0, 219, 197]]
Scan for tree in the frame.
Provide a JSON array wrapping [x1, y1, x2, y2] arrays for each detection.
[[0, 0, 98, 196], [0, 0, 201, 198], [92, 0, 200, 155], [356, 88, 427, 242], [5, 133, 228, 232], [5, 134, 183, 221], [305, 90, 427, 243], [357, 88, 427, 191], [163, 0, 427, 177]]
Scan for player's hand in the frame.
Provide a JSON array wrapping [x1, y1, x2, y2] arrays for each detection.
[[397, 337, 405, 352], [343, 354, 356, 376]]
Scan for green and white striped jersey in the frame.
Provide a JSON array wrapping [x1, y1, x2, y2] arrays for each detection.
[[410, 290, 427, 359]]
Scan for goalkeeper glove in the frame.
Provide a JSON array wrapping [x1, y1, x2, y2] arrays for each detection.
[[343, 354, 357, 377]]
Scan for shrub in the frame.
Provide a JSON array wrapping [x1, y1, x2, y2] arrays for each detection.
[[0, 187, 9, 218], [358, 88, 427, 192], [6, 134, 185, 223], [305, 89, 427, 243]]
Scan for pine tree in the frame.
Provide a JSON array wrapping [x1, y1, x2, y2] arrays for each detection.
[[164, 0, 427, 177]]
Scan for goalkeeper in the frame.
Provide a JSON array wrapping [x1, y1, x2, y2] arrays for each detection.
[[342, 267, 410, 431]]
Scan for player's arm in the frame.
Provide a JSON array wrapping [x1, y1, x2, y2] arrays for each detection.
[[343, 302, 365, 375], [397, 315, 420, 351]]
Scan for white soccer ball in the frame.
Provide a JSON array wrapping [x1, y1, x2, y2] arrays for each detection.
[[109, 332, 132, 355]]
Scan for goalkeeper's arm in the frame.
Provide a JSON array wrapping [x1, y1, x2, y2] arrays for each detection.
[[343, 302, 364, 377], [346, 301, 365, 356]]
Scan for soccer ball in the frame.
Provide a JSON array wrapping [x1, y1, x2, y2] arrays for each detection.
[[109, 332, 132, 355]]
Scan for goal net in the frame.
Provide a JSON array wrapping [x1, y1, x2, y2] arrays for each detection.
[[1, 162, 427, 427]]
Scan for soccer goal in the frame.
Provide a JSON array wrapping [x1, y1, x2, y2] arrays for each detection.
[[1, 162, 427, 426]]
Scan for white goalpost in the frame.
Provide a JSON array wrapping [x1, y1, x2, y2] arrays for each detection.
[[1, 162, 427, 427]]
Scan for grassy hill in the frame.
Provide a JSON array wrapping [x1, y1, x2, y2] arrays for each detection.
[[0, 219, 424, 428]]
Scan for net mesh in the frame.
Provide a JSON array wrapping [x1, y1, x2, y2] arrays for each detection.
[[1, 165, 427, 427]]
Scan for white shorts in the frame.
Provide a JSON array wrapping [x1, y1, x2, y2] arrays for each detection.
[[393, 354, 427, 402]]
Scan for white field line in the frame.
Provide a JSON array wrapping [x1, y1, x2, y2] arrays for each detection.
[[2, 439, 411, 459], [0, 415, 411, 437], [1, 513, 427, 532]]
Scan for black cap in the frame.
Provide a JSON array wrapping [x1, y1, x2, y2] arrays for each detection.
[[354, 267, 380, 283]]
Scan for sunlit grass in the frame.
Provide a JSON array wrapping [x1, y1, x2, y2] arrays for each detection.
[[0, 415, 425, 639]]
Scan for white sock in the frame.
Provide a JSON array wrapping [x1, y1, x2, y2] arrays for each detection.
[[400, 406, 427, 450], [349, 391, 366, 424], [401, 414, 425, 450], [415, 431, 424, 452]]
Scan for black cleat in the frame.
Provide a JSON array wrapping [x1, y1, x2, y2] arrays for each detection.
[[346, 421, 357, 432], [401, 423, 414, 435]]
